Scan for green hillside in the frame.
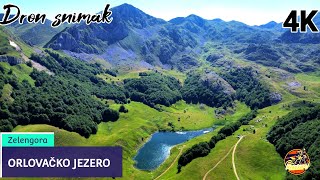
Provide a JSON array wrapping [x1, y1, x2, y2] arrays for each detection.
[[0, 26, 20, 57], [6, 20, 66, 47]]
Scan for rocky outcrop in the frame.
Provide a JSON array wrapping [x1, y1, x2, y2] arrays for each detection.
[[177, 55, 198, 70], [201, 71, 236, 96], [270, 92, 282, 104], [287, 81, 301, 88], [45, 4, 279, 70]]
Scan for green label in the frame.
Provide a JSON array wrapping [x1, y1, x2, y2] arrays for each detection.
[[1, 133, 54, 147]]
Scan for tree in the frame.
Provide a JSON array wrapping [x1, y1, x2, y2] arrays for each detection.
[[119, 105, 128, 113], [26, 61, 32, 67], [0, 109, 10, 119], [102, 109, 120, 122], [222, 67, 272, 109]]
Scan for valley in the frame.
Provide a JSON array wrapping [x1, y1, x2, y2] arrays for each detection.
[[0, 3, 320, 180], [9, 67, 320, 179]]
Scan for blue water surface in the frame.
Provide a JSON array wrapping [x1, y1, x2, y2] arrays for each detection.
[[134, 127, 215, 170]]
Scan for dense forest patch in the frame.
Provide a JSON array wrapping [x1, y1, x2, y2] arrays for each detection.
[[222, 67, 272, 109], [124, 73, 182, 107], [0, 51, 127, 137], [32, 50, 127, 103]]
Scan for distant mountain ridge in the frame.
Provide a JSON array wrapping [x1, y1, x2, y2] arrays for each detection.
[[0, 14, 67, 46], [0, 3, 314, 72], [277, 14, 320, 44], [44, 3, 283, 70]]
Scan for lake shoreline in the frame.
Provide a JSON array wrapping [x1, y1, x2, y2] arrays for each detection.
[[133, 126, 216, 171]]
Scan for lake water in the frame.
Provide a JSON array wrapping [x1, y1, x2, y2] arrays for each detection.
[[134, 127, 215, 170]]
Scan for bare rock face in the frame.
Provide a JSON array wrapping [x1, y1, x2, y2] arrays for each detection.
[[177, 55, 198, 70], [201, 71, 236, 96], [287, 81, 301, 88], [0, 56, 23, 65], [270, 92, 282, 104]]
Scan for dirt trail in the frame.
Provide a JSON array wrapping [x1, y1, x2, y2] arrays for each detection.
[[232, 136, 244, 180], [203, 136, 244, 180], [202, 145, 235, 180], [154, 145, 185, 180]]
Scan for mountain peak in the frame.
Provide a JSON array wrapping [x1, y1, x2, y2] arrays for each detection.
[[186, 14, 206, 27], [113, 3, 146, 16], [111, 3, 165, 28], [169, 14, 206, 27], [257, 21, 285, 32], [115, 3, 140, 11], [259, 21, 278, 28], [46, 3, 279, 60], [186, 14, 203, 20], [211, 18, 224, 23]]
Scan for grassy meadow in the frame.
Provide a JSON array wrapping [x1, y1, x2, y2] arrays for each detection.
[[13, 100, 249, 179]]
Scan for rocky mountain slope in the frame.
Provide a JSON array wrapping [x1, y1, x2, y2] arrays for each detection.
[[0, 14, 66, 47], [44, 4, 320, 73], [45, 4, 297, 70]]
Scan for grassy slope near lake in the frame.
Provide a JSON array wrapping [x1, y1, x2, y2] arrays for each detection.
[[161, 104, 307, 178], [9, 50, 320, 180], [235, 103, 290, 180], [174, 70, 320, 180], [141, 73, 315, 180], [13, 100, 249, 180]]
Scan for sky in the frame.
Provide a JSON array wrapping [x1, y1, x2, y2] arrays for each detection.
[[0, 0, 319, 25]]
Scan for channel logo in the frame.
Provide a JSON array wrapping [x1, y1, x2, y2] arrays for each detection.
[[284, 148, 311, 175]]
